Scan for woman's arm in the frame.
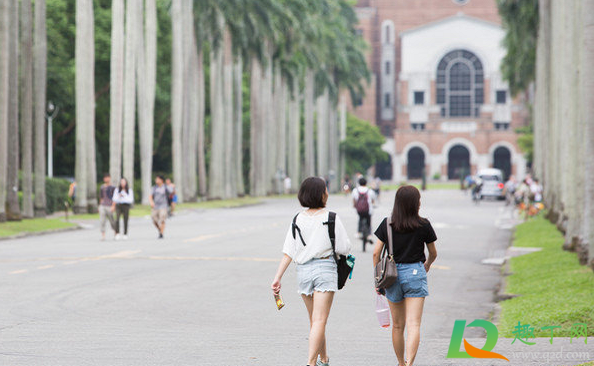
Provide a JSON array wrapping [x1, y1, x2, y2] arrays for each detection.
[[424, 242, 437, 272], [271, 254, 292, 295], [372, 239, 385, 267]]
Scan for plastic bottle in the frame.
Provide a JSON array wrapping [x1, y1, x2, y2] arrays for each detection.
[[375, 294, 390, 328]]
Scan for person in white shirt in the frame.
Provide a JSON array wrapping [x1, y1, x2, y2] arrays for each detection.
[[352, 177, 376, 239], [271, 177, 351, 366], [112, 178, 134, 240]]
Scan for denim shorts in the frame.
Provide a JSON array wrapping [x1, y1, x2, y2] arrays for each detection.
[[385, 261, 429, 303], [296, 258, 338, 296]]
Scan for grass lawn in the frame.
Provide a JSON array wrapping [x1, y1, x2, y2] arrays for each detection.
[[383, 182, 462, 191], [0, 218, 76, 238], [575, 362, 594, 366], [498, 215, 594, 337], [69, 196, 263, 221]]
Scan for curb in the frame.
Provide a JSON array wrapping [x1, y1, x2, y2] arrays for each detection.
[[0, 224, 82, 242]]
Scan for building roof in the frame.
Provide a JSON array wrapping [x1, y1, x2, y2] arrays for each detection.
[[399, 12, 501, 38]]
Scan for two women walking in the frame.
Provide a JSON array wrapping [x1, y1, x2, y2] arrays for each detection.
[[272, 178, 437, 366]]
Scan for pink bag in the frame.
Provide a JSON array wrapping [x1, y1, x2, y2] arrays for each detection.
[[375, 294, 390, 328]]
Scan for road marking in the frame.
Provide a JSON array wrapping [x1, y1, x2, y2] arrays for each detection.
[[183, 233, 224, 243], [432, 264, 451, 270], [36, 265, 54, 270], [9, 269, 27, 275]]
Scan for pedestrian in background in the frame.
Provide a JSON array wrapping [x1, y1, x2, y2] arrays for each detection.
[[271, 177, 351, 366], [165, 178, 177, 216], [150, 176, 172, 239], [99, 173, 116, 240], [112, 177, 134, 240], [373, 185, 437, 366]]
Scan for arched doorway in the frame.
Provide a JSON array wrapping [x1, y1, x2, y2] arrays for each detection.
[[448, 145, 470, 180], [407, 147, 425, 179], [493, 146, 512, 179], [376, 155, 393, 180]]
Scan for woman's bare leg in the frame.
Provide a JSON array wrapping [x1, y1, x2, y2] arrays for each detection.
[[404, 297, 425, 365], [307, 291, 334, 365], [388, 299, 407, 366]]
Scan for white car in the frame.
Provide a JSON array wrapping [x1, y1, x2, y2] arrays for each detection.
[[477, 168, 505, 200]]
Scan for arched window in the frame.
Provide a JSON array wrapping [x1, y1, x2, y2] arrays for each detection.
[[436, 49, 484, 118]]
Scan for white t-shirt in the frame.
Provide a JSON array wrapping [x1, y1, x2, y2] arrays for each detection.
[[282, 211, 351, 265], [352, 186, 376, 215], [112, 188, 134, 204]]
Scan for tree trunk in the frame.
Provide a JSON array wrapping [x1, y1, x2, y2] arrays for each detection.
[[6, 0, 20, 221], [74, 0, 93, 213], [262, 47, 273, 194], [136, 0, 150, 204], [122, 0, 137, 191], [0, 0, 9, 222], [20, 0, 34, 218], [316, 88, 329, 178], [582, 0, 594, 268], [328, 100, 339, 193], [181, 0, 197, 202], [303, 69, 315, 177], [143, 0, 157, 203], [109, 0, 124, 184], [208, 16, 225, 200], [196, 45, 207, 197], [33, 0, 48, 217], [249, 56, 265, 196], [339, 95, 347, 186], [222, 25, 235, 199], [274, 71, 287, 186], [233, 56, 245, 196], [287, 77, 301, 190], [170, 0, 184, 202]]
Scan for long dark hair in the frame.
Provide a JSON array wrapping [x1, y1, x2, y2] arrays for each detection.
[[118, 178, 129, 194], [390, 185, 426, 232]]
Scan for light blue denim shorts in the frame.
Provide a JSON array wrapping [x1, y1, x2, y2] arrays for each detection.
[[385, 261, 429, 303], [296, 258, 338, 296]]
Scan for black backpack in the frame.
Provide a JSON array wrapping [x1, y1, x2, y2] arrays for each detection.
[[291, 211, 354, 290]]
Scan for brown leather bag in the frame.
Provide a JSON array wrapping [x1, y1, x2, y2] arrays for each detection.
[[374, 216, 398, 289]]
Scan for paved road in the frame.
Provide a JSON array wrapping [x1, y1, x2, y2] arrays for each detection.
[[0, 190, 591, 366]]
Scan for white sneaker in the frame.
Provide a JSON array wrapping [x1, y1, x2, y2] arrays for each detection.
[[115, 234, 121, 241], [123, 235, 128, 240]]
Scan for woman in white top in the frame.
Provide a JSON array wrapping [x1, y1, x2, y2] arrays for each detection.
[[271, 177, 351, 366], [111, 178, 134, 240]]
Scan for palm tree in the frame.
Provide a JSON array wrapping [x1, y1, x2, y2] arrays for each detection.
[[144, 0, 157, 202], [208, 10, 226, 200], [303, 68, 315, 177], [223, 24, 235, 199], [109, 0, 124, 183], [181, 0, 197, 202], [122, 0, 137, 191], [74, 0, 94, 213], [316, 87, 329, 177], [20, 0, 34, 218], [33, 0, 48, 217], [170, 0, 184, 203], [233, 57, 245, 196], [0, 0, 9, 222], [6, 0, 20, 221], [287, 77, 301, 189], [196, 36, 207, 198], [581, 0, 594, 267]]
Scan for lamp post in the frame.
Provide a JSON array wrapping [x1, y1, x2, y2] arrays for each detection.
[[46, 101, 59, 178]]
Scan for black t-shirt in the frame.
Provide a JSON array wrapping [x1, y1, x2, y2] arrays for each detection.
[[374, 217, 437, 263]]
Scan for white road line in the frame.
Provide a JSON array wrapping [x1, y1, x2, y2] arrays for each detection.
[[9, 269, 27, 275], [36, 265, 54, 270]]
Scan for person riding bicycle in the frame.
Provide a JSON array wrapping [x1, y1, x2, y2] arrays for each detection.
[[352, 177, 376, 239]]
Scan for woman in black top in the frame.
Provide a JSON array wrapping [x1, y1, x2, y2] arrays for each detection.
[[373, 185, 437, 366]]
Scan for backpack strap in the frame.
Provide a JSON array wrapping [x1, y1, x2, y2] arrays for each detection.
[[324, 212, 338, 260], [291, 213, 307, 247]]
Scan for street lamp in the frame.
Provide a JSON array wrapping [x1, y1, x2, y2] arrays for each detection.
[[46, 101, 59, 178]]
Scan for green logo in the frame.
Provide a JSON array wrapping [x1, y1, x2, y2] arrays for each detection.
[[447, 319, 509, 361]]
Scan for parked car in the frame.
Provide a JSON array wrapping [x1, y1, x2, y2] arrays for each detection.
[[477, 168, 505, 200]]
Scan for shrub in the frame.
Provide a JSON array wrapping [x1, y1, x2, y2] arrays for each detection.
[[45, 177, 71, 214]]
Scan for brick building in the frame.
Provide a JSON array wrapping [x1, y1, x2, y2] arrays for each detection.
[[350, 0, 528, 182]]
